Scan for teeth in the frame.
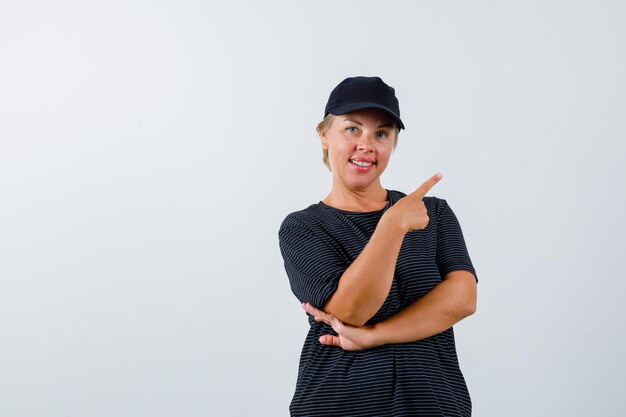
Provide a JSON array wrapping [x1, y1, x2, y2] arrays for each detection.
[[351, 160, 373, 167]]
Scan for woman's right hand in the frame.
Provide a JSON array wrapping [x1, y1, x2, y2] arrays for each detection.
[[302, 303, 379, 351], [382, 172, 443, 233]]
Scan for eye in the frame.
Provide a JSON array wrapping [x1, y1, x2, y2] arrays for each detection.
[[345, 126, 359, 134], [377, 130, 389, 139]]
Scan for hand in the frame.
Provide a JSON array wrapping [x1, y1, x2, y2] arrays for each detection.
[[383, 172, 442, 232], [302, 303, 378, 351]]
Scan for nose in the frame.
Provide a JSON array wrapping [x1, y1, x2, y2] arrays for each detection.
[[356, 134, 375, 152]]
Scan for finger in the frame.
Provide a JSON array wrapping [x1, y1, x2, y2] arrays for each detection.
[[311, 313, 342, 333], [301, 303, 330, 321], [326, 314, 343, 332], [303, 303, 339, 326], [411, 172, 443, 199], [319, 335, 341, 347], [313, 313, 342, 332], [313, 315, 333, 327], [302, 303, 344, 331], [302, 303, 326, 317]]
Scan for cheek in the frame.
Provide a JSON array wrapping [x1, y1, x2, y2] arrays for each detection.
[[376, 143, 393, 159], [329, 140, 351, 157]]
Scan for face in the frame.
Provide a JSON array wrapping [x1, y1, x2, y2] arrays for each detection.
[[320, 108, 396, 191]]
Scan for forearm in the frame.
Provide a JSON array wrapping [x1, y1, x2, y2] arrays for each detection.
[[370, 271, 477, 346], [324, 214, 407, 326]]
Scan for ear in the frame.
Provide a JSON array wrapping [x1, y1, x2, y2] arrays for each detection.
[[320, 132, 328, 150]]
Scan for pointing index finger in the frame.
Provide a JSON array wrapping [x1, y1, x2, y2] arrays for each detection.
[[412, 172, 443, 199]]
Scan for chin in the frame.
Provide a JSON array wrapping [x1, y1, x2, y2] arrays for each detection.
[[345, 176, 379, 190]]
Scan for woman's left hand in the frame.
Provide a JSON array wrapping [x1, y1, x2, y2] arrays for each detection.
[[302, 303, 378, 351]]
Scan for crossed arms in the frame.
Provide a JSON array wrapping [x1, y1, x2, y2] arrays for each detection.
[[307, 175, 477, 350]]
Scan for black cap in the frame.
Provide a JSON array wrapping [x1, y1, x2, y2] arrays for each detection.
[[324, 76, 405, 130]]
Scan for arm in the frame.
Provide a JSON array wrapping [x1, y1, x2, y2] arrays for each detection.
[[323, 173, 443, 326], [322, 215, 406, 326], [370, 270, 476, 345], [303, 270, 477, 350]]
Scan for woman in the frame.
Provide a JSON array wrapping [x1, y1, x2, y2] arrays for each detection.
[[278, 76, 478, 417]]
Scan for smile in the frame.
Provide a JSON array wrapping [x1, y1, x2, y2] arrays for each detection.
[[350, 160, 374, 167]]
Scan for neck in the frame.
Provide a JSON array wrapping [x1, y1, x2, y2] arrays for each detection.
[[323, 180, 388, 212]]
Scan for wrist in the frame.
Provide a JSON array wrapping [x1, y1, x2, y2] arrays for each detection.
[[367, 323, 387, 349], [379, 212, 408, 235]]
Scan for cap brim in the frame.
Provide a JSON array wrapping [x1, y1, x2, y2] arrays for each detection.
[[326, 102, 405, 130]]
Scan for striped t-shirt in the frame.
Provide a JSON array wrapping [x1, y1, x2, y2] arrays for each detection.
[[278, 190, 478, 417]]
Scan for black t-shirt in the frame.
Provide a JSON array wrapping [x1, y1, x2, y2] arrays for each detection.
[[279, 190, 478, 417]]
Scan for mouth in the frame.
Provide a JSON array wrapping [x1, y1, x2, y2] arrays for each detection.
[[350, 159, 375, 167]]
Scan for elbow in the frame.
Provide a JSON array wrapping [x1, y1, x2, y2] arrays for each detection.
[[460, 298, 477, 319], [332, 310, 370, 327], [456, 275, 477, 319], [325, 305, 372, 327], [325, 298, 378, 327], [344, 315, 369, 327], [465, 303, 477, 318], [452, 290, 477, 321]]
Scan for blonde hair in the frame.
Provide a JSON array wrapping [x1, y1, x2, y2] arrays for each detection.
[[316, 114, 400, 171]]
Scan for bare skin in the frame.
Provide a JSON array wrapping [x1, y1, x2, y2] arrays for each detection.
[[303, 270, 476, 351], [322, 173, 445, 326], [311, 108, 477, 344]]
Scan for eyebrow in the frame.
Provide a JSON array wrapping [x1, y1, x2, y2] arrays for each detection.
[[344, 119, 394, 129]]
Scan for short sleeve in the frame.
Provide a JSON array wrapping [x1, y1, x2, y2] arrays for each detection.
[[278, 217, 348, 309], [435, 199, 478, 282]]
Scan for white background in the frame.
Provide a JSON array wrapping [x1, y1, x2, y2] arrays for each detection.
[[1, 1, 625, 416]]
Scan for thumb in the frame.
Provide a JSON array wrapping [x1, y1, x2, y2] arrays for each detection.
[[319, 335, 341, 347]]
